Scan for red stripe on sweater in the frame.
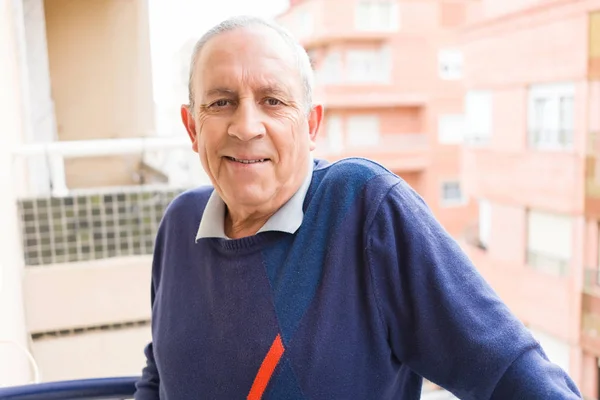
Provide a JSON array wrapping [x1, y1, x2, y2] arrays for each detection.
[[247, 334, 285, 400]]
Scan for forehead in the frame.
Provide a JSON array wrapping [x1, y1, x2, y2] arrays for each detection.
[[195, 26, 302, 97]]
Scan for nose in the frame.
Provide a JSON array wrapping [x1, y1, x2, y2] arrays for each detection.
[[227, 99, 266, 141]]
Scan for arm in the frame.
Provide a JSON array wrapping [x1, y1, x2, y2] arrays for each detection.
[[134, 341, 160, 399], [134, 227, 164, 399], [365, 180, 581, 400]]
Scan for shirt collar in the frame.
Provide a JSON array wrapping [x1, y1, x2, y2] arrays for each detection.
[[195, 157, 314, 241]]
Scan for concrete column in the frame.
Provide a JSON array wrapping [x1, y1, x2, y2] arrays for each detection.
[[0, 0, 34, 387]]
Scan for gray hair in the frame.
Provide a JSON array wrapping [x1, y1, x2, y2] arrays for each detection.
[[187, 15, 314, 114]]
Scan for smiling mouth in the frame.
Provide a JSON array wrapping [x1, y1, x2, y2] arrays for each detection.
[[225, 156, 270, 164]]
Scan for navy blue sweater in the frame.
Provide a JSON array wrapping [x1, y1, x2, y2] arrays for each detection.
[[135, 158, 581, 399]]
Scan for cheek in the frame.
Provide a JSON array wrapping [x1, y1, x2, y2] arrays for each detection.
[[196, 118, 224, 156], [270, 115, 307, 151]]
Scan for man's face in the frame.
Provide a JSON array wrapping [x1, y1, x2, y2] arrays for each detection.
[[182, 26, 322, 212]]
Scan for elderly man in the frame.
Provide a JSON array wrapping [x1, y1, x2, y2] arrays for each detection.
[[134, 16, 581, 400]]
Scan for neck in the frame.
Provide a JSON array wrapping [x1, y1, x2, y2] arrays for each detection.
[[224, 209, 274, 239]]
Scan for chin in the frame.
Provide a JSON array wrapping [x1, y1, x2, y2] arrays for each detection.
[[225, 185, 273, 207], [233, 195, 272, 209]]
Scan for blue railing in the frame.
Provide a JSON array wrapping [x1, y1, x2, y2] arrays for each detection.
[[0, 376, 139, 400]]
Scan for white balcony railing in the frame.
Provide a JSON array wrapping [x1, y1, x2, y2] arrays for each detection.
[[529, 129, 574, 150], [526, 250, 569, 276], [12, 136, 204, 197]]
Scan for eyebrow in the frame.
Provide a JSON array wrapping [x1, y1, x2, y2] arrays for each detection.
[[256, 84, 291, 97], [204, 88, 236, 98], [203, 84, 292, 99]]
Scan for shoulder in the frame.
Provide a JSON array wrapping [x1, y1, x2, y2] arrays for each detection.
[[161, 185, 214, 226], [316, 158, 431, 231], [307, 157, 419, 227], [313, 157, 410, 203], [314, 157, 401, 193], [316, 157, 393, 181]]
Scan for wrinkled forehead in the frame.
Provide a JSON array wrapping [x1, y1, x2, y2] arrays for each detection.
[[194, 26, 303, 100]]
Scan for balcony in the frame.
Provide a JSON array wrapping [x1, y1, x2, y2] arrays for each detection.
[[282, 0, 398, 50], [13, 136, 197, 197], [8, 137, 201, 382], [463, 223, 486, 249], [528, 129, 574, 151], [12, 137, 202, 267], [461, 145, 583, 214], [590, 11, 600, 79], [591, 57, 600, 80], [526, 250, 569, 277], [301, 30, 392, 49], [584, 268, 600, 296], [586, 136, 600, 218], [315, 133, 430, 172], [0, 376, 137, 399], [0, 376, 457, 400], [581, 268, 600, 354], [319, 88, 428, 110]]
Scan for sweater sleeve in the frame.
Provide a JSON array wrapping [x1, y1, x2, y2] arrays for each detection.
[[365, 180, 581, 400], [134, 341, 160, 400], [134, 227, 164, 399], [134, 276, 160, 400]]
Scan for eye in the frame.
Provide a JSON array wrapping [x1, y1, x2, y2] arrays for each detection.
[[265, 98, 283, 106], [211, 99, 231, 108]]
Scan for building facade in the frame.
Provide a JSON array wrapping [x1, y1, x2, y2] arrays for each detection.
[[277, 0, 477, 238], [460, 0, 600, 398]]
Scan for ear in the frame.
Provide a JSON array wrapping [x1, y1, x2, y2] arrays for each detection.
[[181, 105, 199, 153], [307, 104, 323, 151]]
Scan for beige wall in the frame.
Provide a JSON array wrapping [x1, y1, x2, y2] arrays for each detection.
[[23, 255, 152, 382], [32, 325, 150, 382], [23, 256, 152, 334], [44, 0, 155, 188]]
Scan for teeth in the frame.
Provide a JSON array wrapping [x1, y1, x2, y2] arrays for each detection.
[[228, 157, 267, 164]]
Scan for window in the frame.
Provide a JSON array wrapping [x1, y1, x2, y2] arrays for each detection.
[[345, 47, 391, 84], [526, 210, 572, 275], [355, 0, 399, 32], [530, 97, 552, 146], [326, 115, 344, 154], [478, 199, 491, 249], [318, 51, 343, 84], [464, 91, 493, 144], [528, 83, 575, 149], [438, 49, 463, 80], [559, 96, 574, 145], [346, 115, 380, 147], [438, 114, 465, 144], [440, 180, 464, 207]]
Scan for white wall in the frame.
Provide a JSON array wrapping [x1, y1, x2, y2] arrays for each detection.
[[0, 0, 32, 387], [23, 0, 57, 195]]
